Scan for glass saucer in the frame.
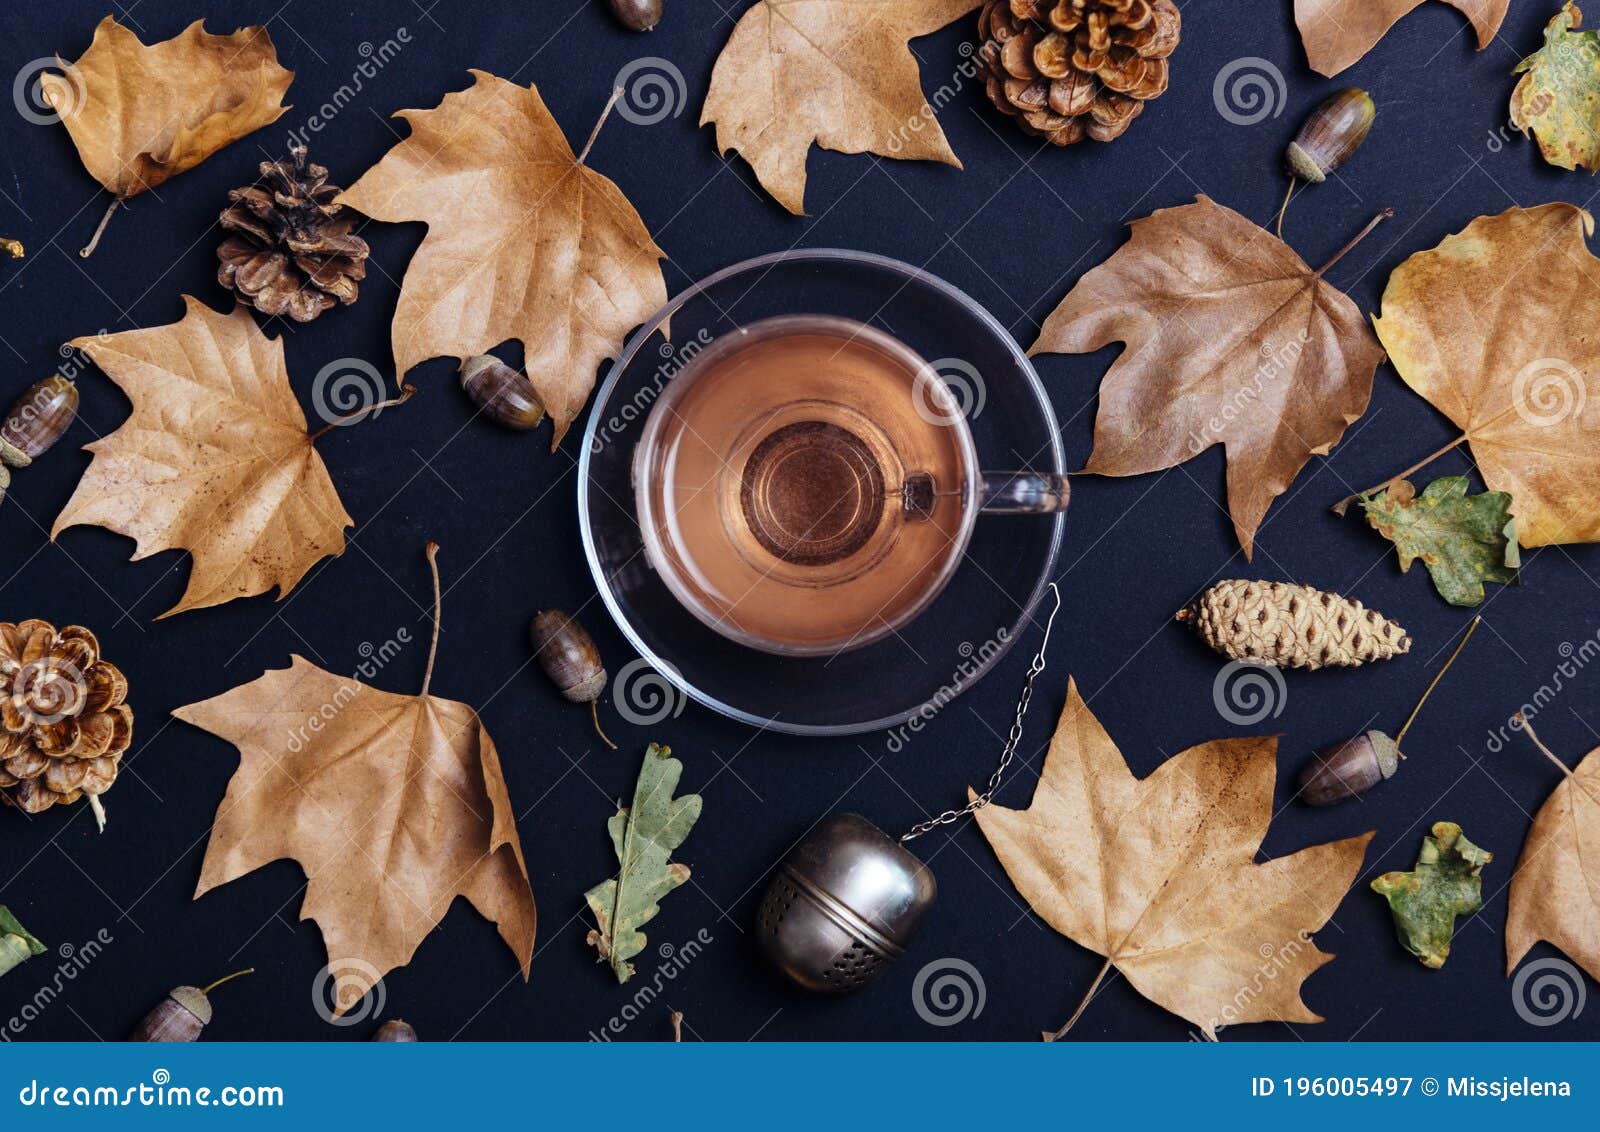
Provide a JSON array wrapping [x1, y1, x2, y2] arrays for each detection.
[[577, 250, 1065, 736]]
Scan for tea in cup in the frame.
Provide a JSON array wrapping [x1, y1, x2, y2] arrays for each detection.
[[632, 316, 1067, 655]]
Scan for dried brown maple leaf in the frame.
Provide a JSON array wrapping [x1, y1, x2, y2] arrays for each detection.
[[1363, 204, 1600, 548], [1031, 196, 1387, 558], [338, 71, 666, 448], [40, 17, 293, 256], [973, 679, 1372, 1040], [51, 299, 404, 619], [173, 544, 536, 1013], [1505, 718, 1600, 985], [1294, 0, 1508, 77], [701, 0, 981, 215]]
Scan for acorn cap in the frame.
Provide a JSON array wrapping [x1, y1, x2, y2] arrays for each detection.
[[0, 435, 30, 469], [167, 985, 212, 1026], [458, 355, 498, 385], [1367, 729, 1400, 779], [1286, 142, 1329, 184]]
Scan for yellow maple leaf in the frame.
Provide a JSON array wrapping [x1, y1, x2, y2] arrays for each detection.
[[338, 71, 667, 448], [52, 299, 353, 618], [974, 679, 1371, 1039]]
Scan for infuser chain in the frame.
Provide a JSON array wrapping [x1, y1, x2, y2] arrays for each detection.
[[901, 582, 1062, 842]]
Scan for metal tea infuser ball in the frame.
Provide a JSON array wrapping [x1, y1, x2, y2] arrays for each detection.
[[757, 585, 1062, 994]]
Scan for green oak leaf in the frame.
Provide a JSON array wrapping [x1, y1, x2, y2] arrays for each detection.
[[1511, 2, 1600, 173], [1371, 822, 1491, 969], [584, 744, 702, 983], [0, 905, 44, 978], [1360, 476, 1517, 607]]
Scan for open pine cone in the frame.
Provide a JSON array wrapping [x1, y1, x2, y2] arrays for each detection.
[[976, 0, 1180, 145], [217, 143, 369, 323], [0, 621, 130, 822]]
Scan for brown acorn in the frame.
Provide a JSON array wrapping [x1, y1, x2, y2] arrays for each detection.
[[129, 969, 253, 1042], [531, 610, 616, 749], [1285, 89, 1374, 183], [372, 1019, 418, 1041], [459, 355, 545, 431], [1298, 730, 1400, 806], [1297, 618, 1478, 807], [1275, 88, 1375, 236], [607, 0, 662, 31], [1, 376, 76, 462]]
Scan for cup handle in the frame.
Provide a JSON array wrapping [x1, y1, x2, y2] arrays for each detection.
[[978, 471, 1071, 514]]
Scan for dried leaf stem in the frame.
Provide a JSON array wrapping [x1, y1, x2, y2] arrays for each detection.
[[577, 87, 623, 166], [79, 197, 123, 259], [1394, 616, 1479, 750], [1046, 955, 1113, 1042], [591, 700, 617, 750], [1275, 179, 1298, 238], [1313, 207, 1393, 279], [200, 968, 255, 995], [309, 384, 416, 442], [1513, 715, 1600, 809], [1331, 435, 1469, 516], [421, 541, 442, 699]]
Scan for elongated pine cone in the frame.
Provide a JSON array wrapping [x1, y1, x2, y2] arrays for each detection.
[[217, 142, 369, 323], [0, 621, 130, 821], [1177, 581, 1411, 670], [976, 0, 1180, 146]]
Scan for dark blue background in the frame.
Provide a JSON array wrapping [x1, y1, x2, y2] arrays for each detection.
[[0, 0, 1596, 1042]]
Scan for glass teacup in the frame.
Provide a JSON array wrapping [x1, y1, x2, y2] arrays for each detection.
[[632, 315, 1069, 656]]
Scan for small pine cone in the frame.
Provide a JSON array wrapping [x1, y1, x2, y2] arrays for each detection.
[[0, 620, 131, 823], [975, 0, 1180, 146], [217, 143, 369, 323], [1177, 580, 1412, 670]]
